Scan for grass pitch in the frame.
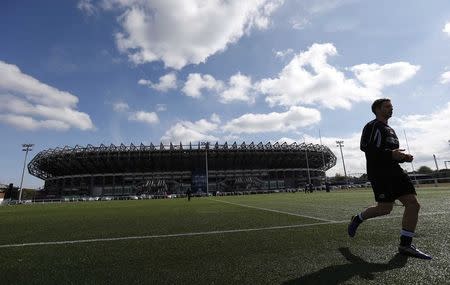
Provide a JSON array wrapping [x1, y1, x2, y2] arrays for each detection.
[[1, 187, 450, 284]]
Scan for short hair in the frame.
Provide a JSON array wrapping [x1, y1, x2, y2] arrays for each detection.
[[371, 98, 390, 115]]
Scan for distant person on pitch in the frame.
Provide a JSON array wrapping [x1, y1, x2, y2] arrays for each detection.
[[186, 188, 192, 202], [347, 98, 431, 260]]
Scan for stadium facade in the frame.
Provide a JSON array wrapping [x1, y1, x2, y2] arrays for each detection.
[[28, 142, 337, 197]]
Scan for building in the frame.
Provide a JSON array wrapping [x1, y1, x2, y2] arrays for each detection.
[[28, 141, 337, 198]]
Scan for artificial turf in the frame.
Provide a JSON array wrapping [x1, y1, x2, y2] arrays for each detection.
[[0, 187, 449, 284]]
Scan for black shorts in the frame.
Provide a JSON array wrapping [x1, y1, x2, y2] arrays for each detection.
[[370, 173, 416, 202]]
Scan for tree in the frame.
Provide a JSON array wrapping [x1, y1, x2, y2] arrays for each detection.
[[332, 173, 346, 182], [417, 166, 433, 174], [359, 173, 368, 180]]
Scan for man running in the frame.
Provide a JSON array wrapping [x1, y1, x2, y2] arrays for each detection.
[[348, 98, 431, 259]]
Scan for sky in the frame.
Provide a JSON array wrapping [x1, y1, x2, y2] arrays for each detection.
[[1, 0, 450, 188]]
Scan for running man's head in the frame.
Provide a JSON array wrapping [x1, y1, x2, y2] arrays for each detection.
[[371, 98, 393, 121]]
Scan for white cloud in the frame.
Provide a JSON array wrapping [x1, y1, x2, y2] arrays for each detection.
[[77, 0, 96, 15], [210, 113, 221, 123], [257, 43, 420, 110], [182, 73, 223, 98], [103, 0, 284, 69], [128, 111, 159, 125], [161, 118, 219, 143], [138, 72, 177, 92], [279, 132, 368, 177], [0, 61, 94, 131], [443, 22, 450, 36], [306, 0, 353, 15], [392, 102, 450, 169], [222, 134, 240, 142], [274, 48, 294, 58], [223, 106, 321, 134], [0, 95, 93, 130], [313, 133, 365, 177], [276, 137, 297, 144], [137, 79, 150, 85], [0, 114, 70, 131], [113, 101, 130, 112], [287, 0, 353, 32], [350, 62, 420, 90], [182, 72, 254, 103], [219, 73, 254, 103], [112, 101, 163, 125], [290, 18, 309, 30], [0, 61, 78, 107], [439, 71, 450, 84]]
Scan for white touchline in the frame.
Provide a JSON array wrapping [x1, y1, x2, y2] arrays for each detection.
[[209, 198, 337, 223], [0, 211, 448, 249], [0, 221, 337, 249]]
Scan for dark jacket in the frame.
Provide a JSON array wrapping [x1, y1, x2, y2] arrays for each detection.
[[360, 119, 405, 179]]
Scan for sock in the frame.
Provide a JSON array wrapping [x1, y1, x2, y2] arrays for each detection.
[[400, 229, 414, 246], [353, 213, 363, 224], [358, 213, 364, 222]]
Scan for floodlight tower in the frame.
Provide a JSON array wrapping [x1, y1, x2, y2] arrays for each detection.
[[336, 140, 348, 187], [433, 154, 439, 171], [19, 143, 34, 202], [319, 130, 327, 184], [444, 161, 450, 170]]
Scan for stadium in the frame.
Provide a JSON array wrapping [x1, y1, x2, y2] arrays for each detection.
[[28, 141, 337, 198]]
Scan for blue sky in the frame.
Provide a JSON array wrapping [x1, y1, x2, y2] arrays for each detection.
[[1, 0, 450, 188]]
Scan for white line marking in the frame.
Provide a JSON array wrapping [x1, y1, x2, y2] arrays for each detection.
[[0, 221, 336, 249], [209, 198, 337, 222], [0, 211, 448, 249]]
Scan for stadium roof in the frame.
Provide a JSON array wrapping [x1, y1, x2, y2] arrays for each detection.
[[29, 141, 337, 180]]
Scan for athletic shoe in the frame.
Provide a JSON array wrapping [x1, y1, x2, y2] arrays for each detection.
[[398, 244, 432, 260], [347, 216, 361, 238]]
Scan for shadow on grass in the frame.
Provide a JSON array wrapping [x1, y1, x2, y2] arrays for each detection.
[[282, 247, 408, 285]]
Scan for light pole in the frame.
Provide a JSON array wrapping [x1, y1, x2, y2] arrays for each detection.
[[19, 143, 34, 202], [336, 140, 348, 187], [444, 161, 450, 170], [433, 154, 439, 186], [403, 130, 418, 185], [319, 130, 327, 184]]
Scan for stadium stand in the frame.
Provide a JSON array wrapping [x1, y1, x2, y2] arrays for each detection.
[[28, 141, 336, 198]]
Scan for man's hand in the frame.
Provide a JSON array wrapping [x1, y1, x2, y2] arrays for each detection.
[[392, 149, 414, 162], [403, 153, 414, 162], [392, 149, 407, 161]]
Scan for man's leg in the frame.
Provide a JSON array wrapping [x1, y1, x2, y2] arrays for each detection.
[[348, 202, 393, 237], [398, 194, 419, 232], [396, 194, 431, 259], [360, 202, 394, 219]]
